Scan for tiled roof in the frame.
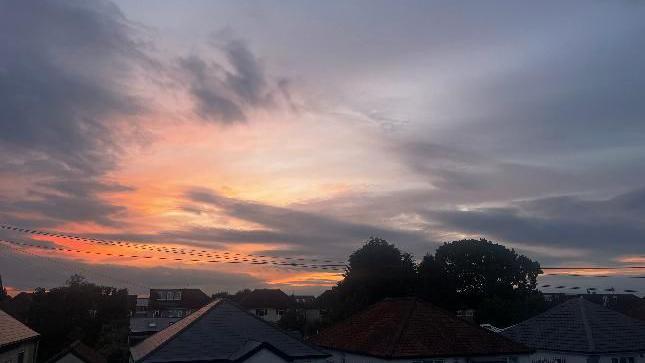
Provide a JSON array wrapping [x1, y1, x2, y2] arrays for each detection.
[[130, 299, 329, 363], [310, 298, 531, 359], [503, 297, 645, 354], [0, 308, 39, 349], [239, 289, 293, 309]]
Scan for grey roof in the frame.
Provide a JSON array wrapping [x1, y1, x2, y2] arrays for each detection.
[[0, 309, 39, 349], [503, 297, 645, 354], [130, 299, 329, 363]]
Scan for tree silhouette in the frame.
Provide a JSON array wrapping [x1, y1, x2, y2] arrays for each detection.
[[324, 237, 417, 321], [418, 238, 543, 326]]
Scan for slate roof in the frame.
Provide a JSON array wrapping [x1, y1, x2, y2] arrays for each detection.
[[130, 299, 329, 363], [46, 341, 107, 363], [310, 298, 531, 359], [0, 308, 39, 350], [579, 294, 645, 322], [503, 297, 645, 354], [544, 294, 645, 322], [239, 289, 293, 309]]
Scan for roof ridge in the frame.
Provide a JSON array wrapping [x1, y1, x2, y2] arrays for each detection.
[[132, 299, 223, 362], [388, 298, 418, 358], [223, 299, 329, 356], [577, 297, 595, 352]]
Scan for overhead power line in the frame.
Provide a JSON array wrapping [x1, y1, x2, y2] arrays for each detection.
[[0, 239, 345, 271], [0, 240, 150, 291], [0, 224, 347, 267], [538, 283, 641, 294]]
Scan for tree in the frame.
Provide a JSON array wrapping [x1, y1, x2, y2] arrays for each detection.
[[25, 275, 129, 362], [418, 238, 543, 326], [325, 237, 417, 321]]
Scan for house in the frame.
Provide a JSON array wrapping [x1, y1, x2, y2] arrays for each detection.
[[239, 289, 294, 323], [310, 297, 532, 363], [129, 317, 180, 346], [129, 299, 330, 363], [46, 341, 106, 363], [131, 297, 150, 317], [294, 295, 322, 323], [148, 289, 210, 318], [0, 308, 40, 363], [502, 297, 645, 363]]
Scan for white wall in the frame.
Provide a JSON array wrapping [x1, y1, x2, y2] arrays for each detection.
[[0, 341, 38, 363], [248, 308, 283, 323]]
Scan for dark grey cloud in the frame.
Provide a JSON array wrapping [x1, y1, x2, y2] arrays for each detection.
[[0, 0, 155, 226], [396, 139, 645, 207], [0, 0, 150, 175], [178, 38, 278, 123], [183, 188, 433, 258], [424, 187, 645, 261], [9, 180, 132, 227]]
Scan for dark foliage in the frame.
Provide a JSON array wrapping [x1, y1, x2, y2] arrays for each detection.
[[319, 237, 545, 327], [418, 238, 544, 326], [323, 237, 417, 322], [25, 275, 129, 362]]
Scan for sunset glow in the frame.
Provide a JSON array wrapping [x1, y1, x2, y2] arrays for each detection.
[[2, 0, 645, 297]]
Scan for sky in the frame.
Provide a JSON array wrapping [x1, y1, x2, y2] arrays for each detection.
[[1, 0, 645, 296]]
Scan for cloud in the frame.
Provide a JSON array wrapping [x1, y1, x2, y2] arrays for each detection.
[[9, 180, 133, 227], [0, 0, 151, 175], [178, 38, 282, 123], [0, 243, 263, 295], [183, 188, 433, 258], [424, 187, 645, 261], [0, 0, 157, 227]]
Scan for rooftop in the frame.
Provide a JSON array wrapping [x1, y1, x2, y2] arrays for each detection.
[[503, 297, 645, 354], [239, 289, 293, 309], [46, 341, 106, 363], [130, 299, 329, 363], [0, 308, 39, 350], [310, 297, 531, 359]]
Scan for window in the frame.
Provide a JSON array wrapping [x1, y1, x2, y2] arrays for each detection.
[[277, 309, 286, 316], [255, 308, 267, 317]]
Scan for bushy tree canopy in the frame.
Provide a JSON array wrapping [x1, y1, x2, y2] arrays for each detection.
[[25, 275, 129, 362], [418, 238, 543, 325], [324, 237, 417, 321], [321, 237, 544, 327]]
